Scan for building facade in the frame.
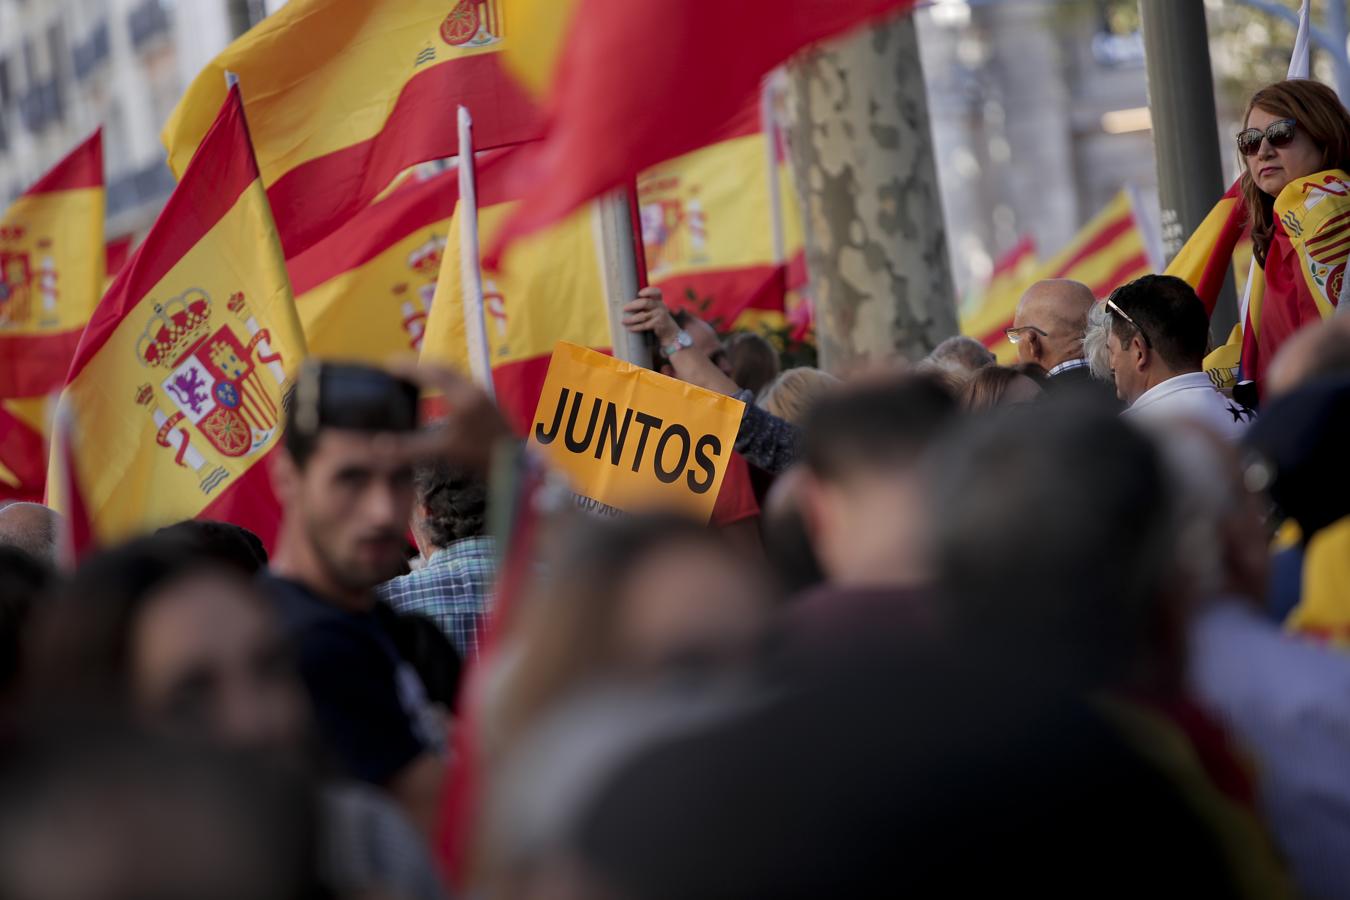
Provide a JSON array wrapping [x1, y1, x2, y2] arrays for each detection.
[[0, 0, 267, 237]]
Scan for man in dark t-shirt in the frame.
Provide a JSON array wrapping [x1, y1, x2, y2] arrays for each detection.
[[263, 363, 446, 838]]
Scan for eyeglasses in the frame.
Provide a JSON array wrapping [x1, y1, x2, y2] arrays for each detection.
[[1004, 325, 1048, 345], [1103, 295, 1152, 349], [1236, 118, 1297, 158]]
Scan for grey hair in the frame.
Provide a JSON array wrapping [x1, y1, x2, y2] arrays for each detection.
[[1082, 300, 1114, 382]]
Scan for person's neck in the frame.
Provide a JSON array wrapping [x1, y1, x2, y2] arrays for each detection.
[[271, 528, 373, 613], [1044, 350, 1083, 370]]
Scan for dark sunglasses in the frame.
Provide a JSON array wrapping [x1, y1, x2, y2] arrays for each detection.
[[1236, 118, 1297, 158]]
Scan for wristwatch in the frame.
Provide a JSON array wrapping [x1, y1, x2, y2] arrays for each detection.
[[660, 330, 694, 359]]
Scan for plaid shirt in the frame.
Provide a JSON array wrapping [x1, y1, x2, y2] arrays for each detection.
[[376, 536, 496, 661]]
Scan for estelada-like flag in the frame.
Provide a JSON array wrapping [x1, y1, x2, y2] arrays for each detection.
[[0, 129, 104, 398], [420, 157, 611, 435], [52, 86, 305, 549], [486, 0, 920, 261], [958, 236, 1039, 363], [289, 168, 459, 362], [963, 190, 1154, 363], [163, 0, 539, 259], [638, 101, 807, 335]]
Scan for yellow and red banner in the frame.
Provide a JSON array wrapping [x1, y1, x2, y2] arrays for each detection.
[[163, 0, 539, 259], [638, 105, 805, 335], [421, 169, 611, 435], [289, 168, 459, 362], [54, 88, 304, 548], [963, 190, 1153, 363], [528, 341, 744, 523], [0, 130, 104, 500]]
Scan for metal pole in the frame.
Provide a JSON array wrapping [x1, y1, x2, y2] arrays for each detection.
[[1326, 0, 1350, 101], [592, 190, 651, 366], [1139, 0, 1238, 338]]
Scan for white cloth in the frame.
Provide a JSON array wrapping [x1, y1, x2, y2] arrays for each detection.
[[1188, 600, 1350, 900], [1122, 371, 1252, 442]]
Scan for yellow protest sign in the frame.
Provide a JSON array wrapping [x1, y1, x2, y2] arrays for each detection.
[[528, 342, 745, 523]]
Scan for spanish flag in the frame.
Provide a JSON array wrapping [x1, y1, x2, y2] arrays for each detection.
[[289, 168, 459, 362], [638, 101, 806, 336], [488, 0, 920, 259], [420, 166, 610, 435], [963, 190, 1154, 363], [0, 130, 104, 500], [53, 87, 305, 549], [163, 0, 538, 259]]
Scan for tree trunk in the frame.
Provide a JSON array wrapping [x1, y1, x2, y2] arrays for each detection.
[[785, 16, 957, 371]]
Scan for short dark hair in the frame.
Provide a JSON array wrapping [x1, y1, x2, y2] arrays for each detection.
[[725, 332, 781, 396], [416, 463, 488, 548], [930, 398, 1175, 686], [0, 546, 55, 691], [1107, 275, 1210, 371], [803, 375, 958, 480], [155, 520, 268, 574]]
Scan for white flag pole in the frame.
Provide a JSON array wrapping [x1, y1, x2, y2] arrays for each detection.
[[762, 71, 787, 266], [457, 105, 496, 397]]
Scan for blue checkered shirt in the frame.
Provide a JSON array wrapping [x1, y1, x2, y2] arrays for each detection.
[[376, 536, 496, 661]]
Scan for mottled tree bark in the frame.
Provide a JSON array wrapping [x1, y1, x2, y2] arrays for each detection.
[[786, 16, 957, 371]]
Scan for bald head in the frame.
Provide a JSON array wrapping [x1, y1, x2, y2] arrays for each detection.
[[1266, 318, 1350, 399], [1012, 280, 1097, 369], [0, 503, 62, 566]]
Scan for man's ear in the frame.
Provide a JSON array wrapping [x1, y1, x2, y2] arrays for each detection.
[[1026, 331, 1045, 364], [270, 450, 301, 506], [1133, 336, 1151, 372]]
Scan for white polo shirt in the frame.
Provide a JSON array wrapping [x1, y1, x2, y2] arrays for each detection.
[[1122, 371, 1254, 442]]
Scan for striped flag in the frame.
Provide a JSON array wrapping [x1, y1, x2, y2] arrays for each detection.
[[162, 0, 539, 259], [53, 87, 305, 549], [963, 190, 1153, 363]]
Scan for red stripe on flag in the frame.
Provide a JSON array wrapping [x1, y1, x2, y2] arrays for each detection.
[[67, 88, 260, 380], [1050, 213, 1137, 279], [266, 54, 541, 259], [22, 129, 103, 196], [990, 235, 1036, 279], [1306, 211, 1350, 246], [1307, 233, 1350, 262], [1086, 251, 1151, 298], [656, 264, 787, 327], [197, 446, 285, 553], [976, 317, 1014, 349], [105, 235, 134, 280], [0, 329, 84, 398], [1192, 199, 1248, 316], [288, 168, 461, 296]]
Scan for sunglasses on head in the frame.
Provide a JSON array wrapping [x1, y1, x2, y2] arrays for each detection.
[[1236, 118, 1298, 158], [1104, 293, 1152, 349]]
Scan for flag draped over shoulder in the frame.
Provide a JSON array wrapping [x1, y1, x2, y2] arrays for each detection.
[[162, 0, 539, 259], [638, 105, 806, 335], [289, 168, 460, 361], [421, 158, 610, 434], [963, 191, 1152, 362], [0, 130, 104, 398], [54, 87, 305, 549], [487, 0, 921, 261]]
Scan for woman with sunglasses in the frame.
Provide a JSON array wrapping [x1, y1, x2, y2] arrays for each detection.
[[1237, 79, 1350, 388]]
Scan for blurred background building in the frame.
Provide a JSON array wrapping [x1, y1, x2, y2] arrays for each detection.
[[0, 0, 1339, 294]]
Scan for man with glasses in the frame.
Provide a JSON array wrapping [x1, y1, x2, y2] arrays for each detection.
[[1009, 279, 1113, 399], [1105, 275, 1253, 441]]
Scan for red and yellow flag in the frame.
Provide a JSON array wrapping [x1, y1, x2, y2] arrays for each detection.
[[962, 190, 1153, 363], [638, 104, 806, 335], [54, 87, 305, 548], [163, 0, 539, 259], [487, 0, 920, 260], [0, 130, 104, 500], [421, 185, 611, 435], [289, 168, 459, 362]]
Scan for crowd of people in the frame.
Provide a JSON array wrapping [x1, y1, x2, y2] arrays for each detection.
[[2, 76, 1350, 899]]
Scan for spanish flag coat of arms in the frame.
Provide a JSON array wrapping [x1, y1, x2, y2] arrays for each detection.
[[51, 87, 304, 548]]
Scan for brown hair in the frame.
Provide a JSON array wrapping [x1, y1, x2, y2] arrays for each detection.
[[961, 366, 1039, 413], [758, 367, 841, 425], [1241, 79, 1350, 267]]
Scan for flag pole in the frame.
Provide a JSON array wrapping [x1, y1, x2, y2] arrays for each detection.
[[457, 105, 497, 397], [593, 189, 651, 366], [762, 72, 787, 266]]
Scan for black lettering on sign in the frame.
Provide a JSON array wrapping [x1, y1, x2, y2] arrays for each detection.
[[565, 393, 602, 453], [654, 424, 691, 484], [687, 434, 721, 494], [534, 387, 570, 445], [630, 412, 663, 473], [594, 402, 633, 465]]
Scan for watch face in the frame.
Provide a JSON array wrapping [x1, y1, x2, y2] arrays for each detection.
[[679, 331, 693, 348]]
